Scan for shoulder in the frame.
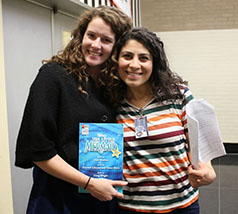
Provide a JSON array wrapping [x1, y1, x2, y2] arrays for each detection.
[[178, 84, 194, 104], [31, 62, 70, 90], [38, 62, 68, 79], [179, 84, 190, 94]]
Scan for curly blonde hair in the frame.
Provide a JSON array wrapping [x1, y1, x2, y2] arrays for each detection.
[[43, 6, 132, 93]]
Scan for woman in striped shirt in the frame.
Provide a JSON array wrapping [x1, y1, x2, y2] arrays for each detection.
[[109, 28, 216, 214]]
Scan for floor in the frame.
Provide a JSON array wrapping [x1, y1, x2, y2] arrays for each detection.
[[199, 145, 238, 214]]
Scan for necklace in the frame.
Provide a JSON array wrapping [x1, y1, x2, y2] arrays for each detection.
[[125, 90, 154, 109], [125, 97, 154, 139]]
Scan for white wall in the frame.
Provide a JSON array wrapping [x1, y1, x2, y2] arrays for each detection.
[[2, 0, 77, 213], [157, 29, 238, 143], [0, 0, 13, 212], [3, 1, 52, 212]]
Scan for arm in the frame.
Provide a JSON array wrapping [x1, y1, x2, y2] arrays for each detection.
[[22, 65, 127, 200], [34, 154, 127, 201], [185, 133, 216, 188], [181, 88, 216, 188]]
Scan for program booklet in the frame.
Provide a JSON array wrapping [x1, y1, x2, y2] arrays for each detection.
[[78, 123, 124, 193]]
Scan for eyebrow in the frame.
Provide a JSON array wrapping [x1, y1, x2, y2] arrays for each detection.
[[104, 35, 115, 42], [87, 30, 115, 41], [121, 50, 151, 56]]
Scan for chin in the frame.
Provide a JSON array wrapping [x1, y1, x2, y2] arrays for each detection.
[[127, 83, 139, 88], [86, 60, 102, 67]]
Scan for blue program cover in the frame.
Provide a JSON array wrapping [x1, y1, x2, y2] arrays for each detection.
[[78, 123, 124, 193]]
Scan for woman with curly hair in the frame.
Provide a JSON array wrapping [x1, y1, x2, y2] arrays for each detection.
[[15, 6, 132, 214], [109, 28, 216, 214]]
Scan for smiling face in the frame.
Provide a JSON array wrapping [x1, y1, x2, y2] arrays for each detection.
[[82, 17, 116, 72], [118, 39, 153, 92]]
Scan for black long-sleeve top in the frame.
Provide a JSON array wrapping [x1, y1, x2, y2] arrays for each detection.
[[15, 62, 116, 170]]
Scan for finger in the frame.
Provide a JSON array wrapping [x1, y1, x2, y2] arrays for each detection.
[[111, 180, 128, 186], [187, 165, 194, 174], [188, 168, 203, 177], [114, 191, 124, 199], [99, 195, 113, 202], [190, 179, 200, 188], [188, 164, 199, 173]]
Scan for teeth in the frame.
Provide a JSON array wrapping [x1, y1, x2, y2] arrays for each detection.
[[89, 50, 101, 56], [128, 72, 141, 76]]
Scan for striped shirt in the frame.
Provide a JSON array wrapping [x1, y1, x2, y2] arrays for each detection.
[[117, 86, 199, 213]]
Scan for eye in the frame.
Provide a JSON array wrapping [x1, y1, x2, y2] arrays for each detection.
[[121, 53, 132, 60], [139, 55, 151, 62], [102, 37, 113, 44], [87, 32, 95, 39]]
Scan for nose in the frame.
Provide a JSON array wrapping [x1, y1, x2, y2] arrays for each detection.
[[129, 57, 140, 69], [91, 37, 101, 49]]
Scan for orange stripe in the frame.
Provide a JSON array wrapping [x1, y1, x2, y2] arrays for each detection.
[[124, 167, 186, 178], [148, 113, 180, 122], [123, 121, 182, 133], [181, 110, 186, 118], [117, 118, 134, 124], [126, 156, 189, 171], [118, 113, 184, 132], [148, 121, 182, 131], [124, 126, 135, 132], [118, 113, 182, 125]]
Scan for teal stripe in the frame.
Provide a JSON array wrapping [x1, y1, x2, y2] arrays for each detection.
[[186, 94, 194, 103], [120, 188, 198, 206], [118, 103, 184, 117], [124, 148, 187, 162], [143, 103, 183, 115], [118, 110, 139, 116]]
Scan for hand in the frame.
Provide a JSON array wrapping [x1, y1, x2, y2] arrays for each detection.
[[188, 161, 216, 188], [86, 178, 128, 201]]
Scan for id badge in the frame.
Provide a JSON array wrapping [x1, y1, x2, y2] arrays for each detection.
[[135, 116, 149, 139]]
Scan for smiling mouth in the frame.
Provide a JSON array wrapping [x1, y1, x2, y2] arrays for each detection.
[[126, 71, 142, 77], [88, 50, 102, 56]]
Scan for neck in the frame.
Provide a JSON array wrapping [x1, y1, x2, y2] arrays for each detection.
[[87, 66, 101, 86], [126, 87, 154, 108], [87, 66, 100, 76]]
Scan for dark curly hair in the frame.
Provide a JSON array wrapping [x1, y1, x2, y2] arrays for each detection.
[[109, 27, 187, 106], [43, 6, 132, 94]]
